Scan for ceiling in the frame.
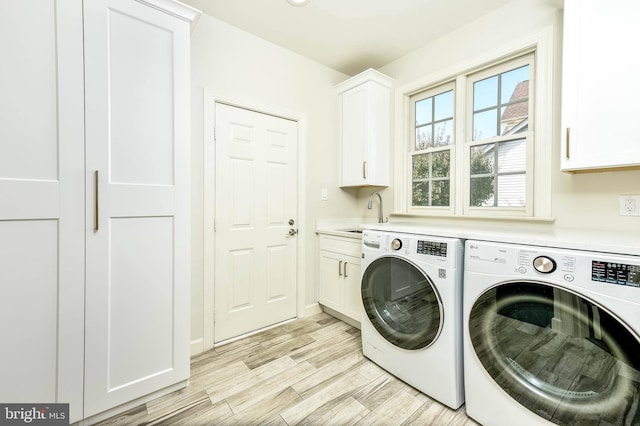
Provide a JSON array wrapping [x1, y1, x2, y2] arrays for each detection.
[[180, 0, 518, 76]]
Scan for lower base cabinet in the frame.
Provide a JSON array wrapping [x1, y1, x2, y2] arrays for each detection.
[[318, 235, 362, 323]]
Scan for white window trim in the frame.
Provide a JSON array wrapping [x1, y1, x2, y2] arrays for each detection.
[[393, 25, 555, 221]]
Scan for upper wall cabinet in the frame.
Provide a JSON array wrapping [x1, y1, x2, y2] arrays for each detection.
[[336, 69, 394, 187], [561, 0, 640, 172]]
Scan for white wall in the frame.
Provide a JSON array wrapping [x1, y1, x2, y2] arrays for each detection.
[[376, 0, 640, 233], [189, 14, 361, 350]]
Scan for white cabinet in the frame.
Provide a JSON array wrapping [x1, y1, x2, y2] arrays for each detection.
[[561, 0, 640, 172], [336, 69, 393, 187], [0, 0, 197, 422], [318, 235, 362, 323], [83, 0, 197, 418], [0, 0, 85, 420]]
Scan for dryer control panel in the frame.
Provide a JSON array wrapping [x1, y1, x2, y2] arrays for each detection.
[[592, 261, 640, 287], [417, 240, 448, 257]]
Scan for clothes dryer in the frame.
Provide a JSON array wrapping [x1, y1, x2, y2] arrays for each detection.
[[463, 240, 640, 425], [361, 229, 464, 409]]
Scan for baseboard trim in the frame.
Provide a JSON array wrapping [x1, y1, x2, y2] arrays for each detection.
[[190, 337, 204, 356]]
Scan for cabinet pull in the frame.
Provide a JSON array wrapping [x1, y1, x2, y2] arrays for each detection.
[[362, 161, 367, 179], [338, 260, 343, 276], [565, 127, 571, 159], [94, 170, 99, 232], [344, 262, 348, 278]]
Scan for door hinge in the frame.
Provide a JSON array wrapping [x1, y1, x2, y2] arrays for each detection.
[[213, 126, 216, 142]]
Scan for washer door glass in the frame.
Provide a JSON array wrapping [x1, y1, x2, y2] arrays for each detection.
[[362, 256, 442, 350], [469, 281, 640, 425]]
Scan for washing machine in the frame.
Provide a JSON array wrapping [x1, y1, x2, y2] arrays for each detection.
[[463, 240, 640, 426], [360, 229, 464, 409]]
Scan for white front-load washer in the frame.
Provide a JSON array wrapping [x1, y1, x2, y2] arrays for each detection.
[[360, 229, 464, 409], [463, 240, 640, 426]]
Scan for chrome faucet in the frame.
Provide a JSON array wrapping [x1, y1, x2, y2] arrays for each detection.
[[367, 191, 388, 223]]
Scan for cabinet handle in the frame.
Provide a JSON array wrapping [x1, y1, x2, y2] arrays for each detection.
[[338, 260, 343, 276], [362, 161, 367, 179], [94, 170, 99, 232], [344, 262, 348, 278], [565, 127, 570, 159]]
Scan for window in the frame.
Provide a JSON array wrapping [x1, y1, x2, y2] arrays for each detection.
[[410, 83, 454, 208], [406, 53, 540, 217]]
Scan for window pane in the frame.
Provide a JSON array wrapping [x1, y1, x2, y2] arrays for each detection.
[[473, 76, 498, 110], [432, 151, 450, 178], [470, 145, 494, 175], [500, 65, 529, 104], [470, 176, 494, 206], [434, 119, 453, 147], [473, 109, 498, 141], [412, 153, 429, 178], [416, 126, 433, 150], [500, 101, 529, 135], [415, 98, 433, 127], [497, 174, 526, 207], [497, 139, 526, 173], [432, 180, 450, 206], [434, 90, 454, 121], [412, 182, 430, 206], [412, 151, 451, 207]]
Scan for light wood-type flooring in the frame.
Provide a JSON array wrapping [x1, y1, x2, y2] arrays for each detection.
[[97, 312, 477, 425]]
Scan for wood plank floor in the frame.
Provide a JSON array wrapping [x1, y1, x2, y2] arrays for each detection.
[[97, 313, 478, 425]]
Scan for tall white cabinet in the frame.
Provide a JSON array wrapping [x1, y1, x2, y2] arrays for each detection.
[[0, 0, 197, 422], [561, 0, 640, 171], [336, 69, 394, 187]]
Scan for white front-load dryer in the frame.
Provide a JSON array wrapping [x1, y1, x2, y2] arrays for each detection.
[[360, 229, 464, 409], [463, 240, 640, 426]]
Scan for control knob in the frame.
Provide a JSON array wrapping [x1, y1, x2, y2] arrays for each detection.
[[391, 239, 402, 250], [533, 256, 556, 273]]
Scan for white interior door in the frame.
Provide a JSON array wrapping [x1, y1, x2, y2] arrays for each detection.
[[0, 0, 85, 421], [214, 103, 298, 343], [83, 0, 191, 417]]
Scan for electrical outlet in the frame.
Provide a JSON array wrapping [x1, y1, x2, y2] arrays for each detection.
[[320, 188, 328, 201], [619, 195, 640, 216]]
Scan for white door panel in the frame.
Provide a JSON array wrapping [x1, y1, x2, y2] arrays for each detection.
[[0, 1, 85, 421], [84, 0, 190, 416], [215, 104, 298, 343]]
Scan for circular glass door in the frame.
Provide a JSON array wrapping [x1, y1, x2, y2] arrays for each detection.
[[469, 281, 640, 425], [362, 256, 442, 350]]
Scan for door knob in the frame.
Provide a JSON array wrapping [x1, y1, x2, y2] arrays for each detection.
[[286, 228, 298, 236]]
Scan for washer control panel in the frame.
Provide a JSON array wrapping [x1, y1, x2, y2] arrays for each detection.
[[417, 240, 448, 257], [592, 261, 640, 287]]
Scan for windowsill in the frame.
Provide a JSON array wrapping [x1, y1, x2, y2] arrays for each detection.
[[390, 212, 556, 223]]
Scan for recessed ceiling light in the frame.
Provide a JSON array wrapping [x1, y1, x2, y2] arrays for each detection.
[[287, 0, 310, 6]]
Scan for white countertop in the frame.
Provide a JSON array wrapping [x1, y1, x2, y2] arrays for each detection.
[[316, 218, 640, 256]]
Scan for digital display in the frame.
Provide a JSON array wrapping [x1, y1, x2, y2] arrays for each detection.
[[592, 261, 640, 287], [417, 240, 447, 257]]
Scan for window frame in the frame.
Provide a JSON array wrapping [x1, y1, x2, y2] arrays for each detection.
[[408, 81, 456, 215], [463, 53, 535, 217], [393, 27, 554, 221]]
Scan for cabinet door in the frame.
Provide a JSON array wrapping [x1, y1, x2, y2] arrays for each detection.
[[341, 85, 368, 186], [83, 0, 191, 416], [0, 0, 85, 421], [561, 0, 640, 171], [342, 256, 362, 322], [318, 250, 344, 313]]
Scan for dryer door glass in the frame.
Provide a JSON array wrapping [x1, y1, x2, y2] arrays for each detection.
[[362, 256, 442, 350], [469, 281, 640, 425]]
